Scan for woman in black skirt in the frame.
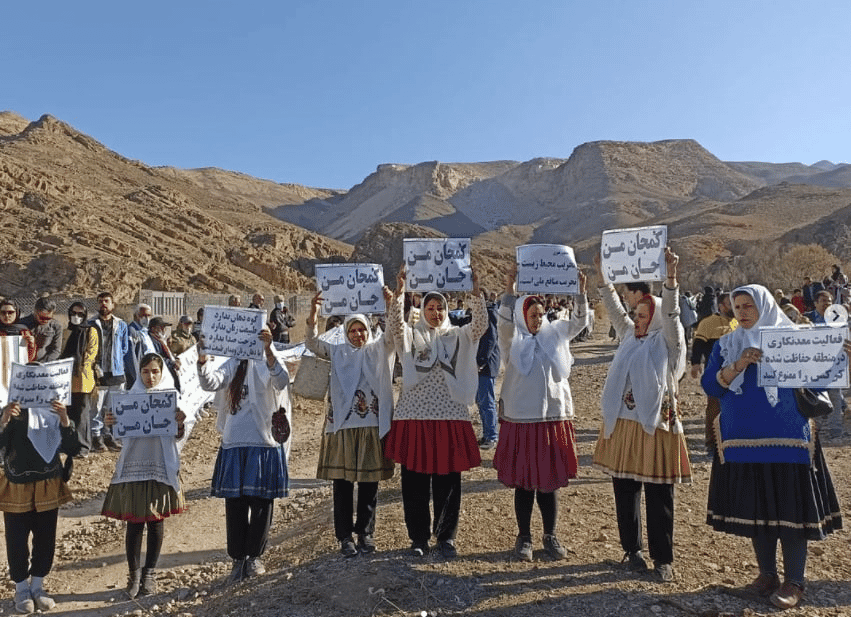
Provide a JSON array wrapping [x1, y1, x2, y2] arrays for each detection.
[[702, 284, 845, 609]]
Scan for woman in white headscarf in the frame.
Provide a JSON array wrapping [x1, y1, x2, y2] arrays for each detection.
[[592, 248, 690, 583], [102, 352, 186, 599], [701, 284, 845, 609], [0, 394, 80, 613], [384, 266, 486, 559], [306, 295, 396, 557], [494, 266, 589, 562]]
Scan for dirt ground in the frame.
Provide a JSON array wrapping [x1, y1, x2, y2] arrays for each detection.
[[2, 332, 851, 617]]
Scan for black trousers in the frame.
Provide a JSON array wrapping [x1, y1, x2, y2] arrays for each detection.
[[225, 496, 274, 560], [126, 520, 164, 571], [400, 467, 461, 544], [4, 509, 59, 583], [514, 488, 558, 537], [332, 479, 378, 541], [612, 477, 675, 565], [68, 391, 92, 453]]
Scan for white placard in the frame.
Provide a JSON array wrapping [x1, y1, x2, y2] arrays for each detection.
[[600, 225, 667, 284], [112, 390, 179, 438], [201, 306, 266, 361], [758, 326, 849, 388], [516, 244, 579, 294], [0, 336, 29, 406], [403, 238, 472, 292], [7, 358, 73, 407], [315, 263, 386, 316]]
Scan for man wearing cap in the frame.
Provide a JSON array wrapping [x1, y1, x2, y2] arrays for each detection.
[[148, 317, 181, 390], [169, 315, 196, 356], [269, 294, 296, 344]]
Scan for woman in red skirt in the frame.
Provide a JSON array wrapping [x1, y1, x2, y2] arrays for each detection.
[[493, 266, 589, 561], [384, 266, 485, 558]]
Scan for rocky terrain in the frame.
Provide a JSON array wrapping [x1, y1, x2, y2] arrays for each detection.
[[3, 109, 851, 303], [3, 334, 851, 617]]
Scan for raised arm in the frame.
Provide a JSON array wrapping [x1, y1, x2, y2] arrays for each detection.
[[305, 292, 332, 359]]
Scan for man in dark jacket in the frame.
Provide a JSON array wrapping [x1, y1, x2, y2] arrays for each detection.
[[269, 294, 296, 344], [20, 297, 63, 362]]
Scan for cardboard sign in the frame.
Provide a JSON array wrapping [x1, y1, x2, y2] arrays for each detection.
[[201, 306, 266, 361], [315, 263, 386, 316], [0, 336, 29, 406], [7, 358, 73, 407], [516, 244, 579, 294], [601, 225, 667, 284], [403, 238, 472, 292], [112, 390, 179, 438], [758, 326, 850, 388]]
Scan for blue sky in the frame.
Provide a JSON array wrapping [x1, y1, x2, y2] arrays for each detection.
[[4, 1, 849, 189]]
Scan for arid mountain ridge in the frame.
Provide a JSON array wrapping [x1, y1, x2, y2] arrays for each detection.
[[2, 110, 850, 300]]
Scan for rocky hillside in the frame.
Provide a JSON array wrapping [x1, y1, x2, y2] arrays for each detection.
[[0, 113, 351, 301]]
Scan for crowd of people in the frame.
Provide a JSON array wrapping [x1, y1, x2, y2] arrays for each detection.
[[1, 254, 849, 612]]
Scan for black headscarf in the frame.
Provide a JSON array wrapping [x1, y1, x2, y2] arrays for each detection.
[[60, 302, 90, 375]]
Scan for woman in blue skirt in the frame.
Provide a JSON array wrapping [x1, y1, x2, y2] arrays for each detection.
[[198, 327, 290, 584]]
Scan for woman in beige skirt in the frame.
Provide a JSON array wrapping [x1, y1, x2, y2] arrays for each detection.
[[306, 292, 396, 557]]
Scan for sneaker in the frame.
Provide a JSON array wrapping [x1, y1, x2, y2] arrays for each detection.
[[14, 589, 34, 614], [31, 588, 56, 611], [227, 558, 246, 585], [654, 562, 674, 583], [103, 433, 122, 452], [744, 572, 781, 598], [357, 534, 376, 554], [770, 580, 805, 609], [622, 550, 648, 572], [479, 439, 496, 450], [244, 557, 266, 577], [91, 434, 107, 453], [438, 539, 457, 559], [340, 536, 358, 558], [542, 534, 566, 560], [410, 541, 430, 557], [514, 534, 533, 562]]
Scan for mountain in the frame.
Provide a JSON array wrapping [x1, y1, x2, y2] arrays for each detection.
[[0, 113, 351, 301]]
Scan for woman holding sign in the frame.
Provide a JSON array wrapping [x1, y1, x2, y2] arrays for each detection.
[[494, 265, 589, 561], [592, 247, 690, 583], [0, 398, 80, 613], [701, 285, 844, 609], [198, 327, 289, 584], [306, 298, 396, 557], [385, 266, 485, 559], [0, 298, 37, 361], [102, 353, 187, 599]]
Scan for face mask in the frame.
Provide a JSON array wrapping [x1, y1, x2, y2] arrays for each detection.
[[70, 315, 83, 326], [139, 317, 149, 328], [276, 302, 285, 310]]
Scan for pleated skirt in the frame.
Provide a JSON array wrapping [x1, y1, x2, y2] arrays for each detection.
[[706, 438, 842, 541], [384, 419, 481, 475], [0, 477, 72, 513], [316, 426, 395, 482], [493, 419, 578, 492], [211, 445, 289, 499], [102, 479, 186, 523], [592, 418, 692, 484]]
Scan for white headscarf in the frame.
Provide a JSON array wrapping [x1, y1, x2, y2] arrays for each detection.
[[508, 295, 574, 392], [27, 407, 62, 464], [398, 292, 479, 406], [718, 284, 794, 406], [329, 314, 395, 437], [601, 295, 686, 437], [111, 353, 182, 491]]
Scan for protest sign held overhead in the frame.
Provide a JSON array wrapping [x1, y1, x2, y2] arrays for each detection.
[[315, 263, 386, 316], [112, 390, 179, 438], [516, 244, 579, 295], [601, 225, 667, 284], [403, 238, 472, 292], [201, 306, 266, 361], [758, 326, 850, 389], [7, 358, 73, 408]]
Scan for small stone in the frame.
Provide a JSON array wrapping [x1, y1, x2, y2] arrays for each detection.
[[811, 545, 825, 556]]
